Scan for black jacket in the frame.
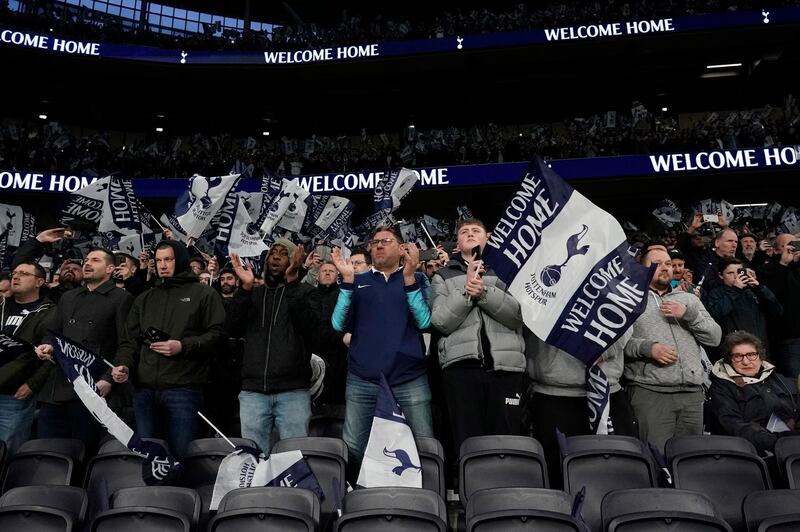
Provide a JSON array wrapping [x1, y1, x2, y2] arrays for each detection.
[[710, 361, 799, 452], [760, 261, 800, 340], [226, 280, 321, 395], [38, 280, 133, 404], [706, 284, 783, 359], [116, 241, 226, 389], [312, 283, 348, 404], [0, 296, 56, 394]]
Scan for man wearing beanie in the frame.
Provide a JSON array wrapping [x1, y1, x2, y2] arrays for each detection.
[[112, 240, 226, 456], [226, 239, 322, 454]]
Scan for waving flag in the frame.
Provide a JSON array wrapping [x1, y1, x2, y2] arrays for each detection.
[[276, 180, 312, 234], [482, 158, 652, 434], [357, 374, 422, 488], [374, 167, 418, 212], [49, 332, 181, 485], [174, 173, 240, 239], [115, 233, 161, 259], [214, 193, 269, 258], [60, 177, 146, 235], [310, 195, 354, 239], [0, 203, 36, 247], [257, 178, 307, 235]]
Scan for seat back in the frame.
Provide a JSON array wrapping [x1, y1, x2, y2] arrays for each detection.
[[775, 436, 800, 487], [1, 452, 74, 492], [459, 435, 548, 502], [272, 437, 348, 525], [0, 485, 88, 524], [602, 488, 722, 532], [756, 514, 800, 532], [336, 488, 447, 532], [98, 438, 168, 455], [665, 435, 757, 461], [743, 490, 800, 532], [562, 435, 656, 532], [113, 486, 201, 529], [607, 511, 732, 531], [18, 438, 86, 463], [786, 456, 800, 489], [217, 486, 320, 523], [84, 452, 146, 519], [416, 436, 446, 499], [0, 506, 75, 532], [91, 507, 191, 532], [670, 447, 770, 531]]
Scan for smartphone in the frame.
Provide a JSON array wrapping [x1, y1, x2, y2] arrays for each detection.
[[114, 254, 127, 267], [142, 326, 170, 346], [58, 229, 75, 238], [440, 241, 457, 254], [315, 245, 332, 262], [737, 267, 747, 277], [419, 248, 439, 261], [702, 214, 720, 224], [790, 241, 800, 250]]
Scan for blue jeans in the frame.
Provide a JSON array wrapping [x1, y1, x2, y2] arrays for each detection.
[[239, 389, 310, 454], [0, 394, 35, 453], [133, 387, 203, 457], [343, 373, 433, 465], [780, 338, 800, 379]]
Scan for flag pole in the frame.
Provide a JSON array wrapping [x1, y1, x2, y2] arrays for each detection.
[[198, 411, 236, 448], [148, 212, 167, 232], [419, 222, 438, 249]]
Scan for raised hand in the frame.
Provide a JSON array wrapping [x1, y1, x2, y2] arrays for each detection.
[[230, 252, 255, 289], [331, 247, 355, 284]]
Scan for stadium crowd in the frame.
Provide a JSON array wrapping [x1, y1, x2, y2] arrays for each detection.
[[2, 95, 798, 178]]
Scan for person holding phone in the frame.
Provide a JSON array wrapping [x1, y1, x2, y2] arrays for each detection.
[[430, 218, 526, 454], [760, 234, 800, 377], [677, 213, 738, 298], [11, 228, 84, 303], [111, 240, 225, 456], [707, 257, 782, 363]]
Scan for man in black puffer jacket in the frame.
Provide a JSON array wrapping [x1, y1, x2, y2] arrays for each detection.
[[226, 239, 322, 454], [112, 240, 225, 456]]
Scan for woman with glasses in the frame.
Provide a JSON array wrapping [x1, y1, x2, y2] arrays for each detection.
[[709, 330, 800, 452]]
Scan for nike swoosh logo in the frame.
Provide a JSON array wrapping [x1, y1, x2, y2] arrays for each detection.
[[357, 284, 371, 289]]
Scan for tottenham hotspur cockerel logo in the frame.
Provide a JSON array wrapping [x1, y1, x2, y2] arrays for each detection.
[[539, 225, 590, 287]]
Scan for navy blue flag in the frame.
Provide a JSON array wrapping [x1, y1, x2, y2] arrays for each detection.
[[373, 167, 418, 212], [483, 158, 653, 434], [49, 332, 181, 485], [0, 332, 34, 369]]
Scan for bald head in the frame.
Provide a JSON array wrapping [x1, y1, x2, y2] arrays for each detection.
[[775, 233, 798, 255]]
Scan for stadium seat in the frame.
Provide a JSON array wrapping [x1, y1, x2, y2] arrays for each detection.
[[90, 507, 191, 532], [465, 487, 581, 532], [97, 438, 169, 455], [178, 437, 256, 515], [309, 404, 346, 439], [773, 436, 800, 487], [83, 448, 147, 520], [459, 435, 548, 503], [1, 438, 85, 492], [416, 436, 446, 499], [561, 434, 657, 532], [0, 485, 88, 526], [0, 505, 76, 531], [272, 437, 348, 530], [666, 435, 771, 532], [334, 487, 447, 532], [743, 490, 800, 532], [602, 488, 731, 532], [112, 486, 201, 530], [208, 486, 320, 532]]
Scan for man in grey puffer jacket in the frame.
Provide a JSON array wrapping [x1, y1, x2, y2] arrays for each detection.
[[624, 248, 722, 450], [431, 219, 526, 453]]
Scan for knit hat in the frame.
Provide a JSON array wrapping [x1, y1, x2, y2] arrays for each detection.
[[272, 238, 297, 257]]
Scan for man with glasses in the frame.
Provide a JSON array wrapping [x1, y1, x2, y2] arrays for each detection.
[[331, 226, 433, 477], [34, 248, 133, 450], [12, 228, 84, 303], [0, 262, 56, 452]]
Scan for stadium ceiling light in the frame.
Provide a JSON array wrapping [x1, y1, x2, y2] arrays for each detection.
[[155, 127, 164, 132], [262, 131, 270, 136], [661, 107, 668, 112], [706, 63, 742, 69], [733, 203, 768, 207], [38, 114, 47, 120], [700, 71, 740, 79]]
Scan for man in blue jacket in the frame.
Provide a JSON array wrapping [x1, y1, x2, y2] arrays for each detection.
[[331, 226, 433, 471]]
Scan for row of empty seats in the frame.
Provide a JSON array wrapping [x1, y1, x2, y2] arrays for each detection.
[[4, 433, 800, 531]]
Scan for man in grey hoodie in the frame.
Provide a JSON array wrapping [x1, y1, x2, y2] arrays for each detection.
[[624, 248, 722, 450]]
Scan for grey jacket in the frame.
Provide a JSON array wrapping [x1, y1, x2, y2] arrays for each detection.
[[624, 288, 722, 391], [526, 328, 631, 397], [431, 259, 525, 372]]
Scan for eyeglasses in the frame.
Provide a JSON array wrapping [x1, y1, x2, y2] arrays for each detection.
[[351, 260, 366, 266], [731, 352, 760, 363], [11, 271, 43, 279], [368, 237, 396, 247]]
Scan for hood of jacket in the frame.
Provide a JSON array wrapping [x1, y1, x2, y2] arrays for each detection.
[[712, 358, 776, 387], [154, 240, 195, 287]]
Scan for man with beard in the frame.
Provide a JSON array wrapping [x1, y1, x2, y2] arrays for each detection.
[[34, 248, 132, 449], [624, 248, 722, 450], [111, 240, 226, 456], [226, 240, 321, 453], [12, 228, 83, 303]]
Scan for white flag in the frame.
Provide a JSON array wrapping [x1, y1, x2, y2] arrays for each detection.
[[175, 174, 240, 239]]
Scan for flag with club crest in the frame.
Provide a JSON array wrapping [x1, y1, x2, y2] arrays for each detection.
[[49, 332, 181, 485], [0, 203, 36, 247], [256, 178, 308, 235], [214, 192, 269, 258], [482, 158, 653, 434], [174, 173, 240, 239], [357, 374, 423, 488], [374, 167, 418, 212], [60, 176, 146, 235]]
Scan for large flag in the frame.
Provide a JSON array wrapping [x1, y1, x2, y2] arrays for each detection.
[[357, 374, 422, 488], [0, 203, 36, 247], [210, 447, 323, 510], [482, 158, 652, 434], [374, 168, 418, 212], [174, 173, 240, 239], [214, 193, 269, 258], [275, 180, 312, 234], [60, 177, 146, 235], [115, 232, 162, 259], [309, 195, 353, 239], [49, 332, 181, 484]]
